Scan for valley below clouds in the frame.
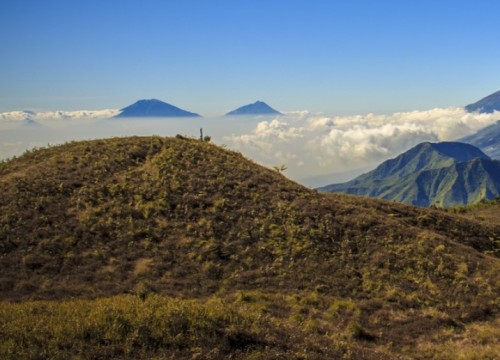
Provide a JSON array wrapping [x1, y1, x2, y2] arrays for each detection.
[[1, 107, 498, 187]]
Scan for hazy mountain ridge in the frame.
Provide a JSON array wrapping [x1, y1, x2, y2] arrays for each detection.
[[465, 90, 500, 113], [460, 120, 500, 159], [319, 142, 500, 207], [461, 89, 500, 158]]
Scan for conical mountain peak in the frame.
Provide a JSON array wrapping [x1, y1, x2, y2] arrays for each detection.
[[225, 101, 281, 116], [115, 99, 201, 118]]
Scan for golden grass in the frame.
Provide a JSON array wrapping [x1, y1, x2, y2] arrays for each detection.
[[133, 258, 153, 276], [415, 317, 500, 360], [0, 136, 499, 359]]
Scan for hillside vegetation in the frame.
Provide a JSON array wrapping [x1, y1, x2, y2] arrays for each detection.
[[446, 197, 500, 226], [0, 136, 499, 359]]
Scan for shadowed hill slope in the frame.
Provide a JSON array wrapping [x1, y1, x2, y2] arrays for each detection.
[[0, 136, 499, 358]]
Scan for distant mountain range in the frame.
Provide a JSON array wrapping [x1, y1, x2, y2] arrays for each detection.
[[114, 99, 201, 118], [2, 90, 499, 120], [465, 90, 500, 113], [113, 99, 282, 118], [114, 99, 281, 117], [318, 142, 500, 207], [0, 99, 283, 121], [225, 101, 281, 116]]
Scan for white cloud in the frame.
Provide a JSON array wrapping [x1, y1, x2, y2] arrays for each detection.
[[0, 106, 498, 187], [226, 107, 499, 184], [0, 109, 119, 129]]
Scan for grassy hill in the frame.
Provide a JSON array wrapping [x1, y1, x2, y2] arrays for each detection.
[[0, 136, 499, 359]]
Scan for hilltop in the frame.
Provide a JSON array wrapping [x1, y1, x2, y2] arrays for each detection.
[[114, 99, 201, 118], [0, 137, 499, 359], [319, 141, 500, 207], [225, 101, 281, 116]]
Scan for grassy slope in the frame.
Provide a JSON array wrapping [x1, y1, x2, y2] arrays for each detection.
[[0, 136, 499, 359], [446, 198, 500, 226]]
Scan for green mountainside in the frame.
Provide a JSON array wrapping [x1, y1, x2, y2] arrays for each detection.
[[0, 137, 499, 359], [319, 141, 500, 207]]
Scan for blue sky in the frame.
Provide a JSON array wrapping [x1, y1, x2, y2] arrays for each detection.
[[1, 0, 500, 116]]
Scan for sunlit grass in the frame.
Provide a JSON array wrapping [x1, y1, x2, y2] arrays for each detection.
[[0, 136, 499, 359]]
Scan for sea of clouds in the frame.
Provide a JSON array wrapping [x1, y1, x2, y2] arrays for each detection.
[[225, 107, 498, 185], [0, 107, 498, 187]]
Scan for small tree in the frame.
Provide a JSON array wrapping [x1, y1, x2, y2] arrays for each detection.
[[273, 164, 288, 173]]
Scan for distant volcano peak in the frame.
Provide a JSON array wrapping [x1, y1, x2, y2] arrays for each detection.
[[225, 101, 281, 116], [115, 99, 201, 118]]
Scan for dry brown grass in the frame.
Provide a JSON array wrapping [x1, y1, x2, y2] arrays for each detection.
[[414, 317, 500, 359], [133, 258, 153, 276], [0, 136, 498, 359]]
